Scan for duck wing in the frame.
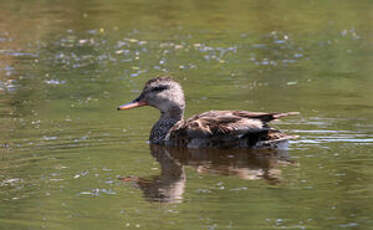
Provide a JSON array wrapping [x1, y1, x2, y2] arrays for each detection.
[[229, 111, 299, 122], [166, 111, 298, 147]]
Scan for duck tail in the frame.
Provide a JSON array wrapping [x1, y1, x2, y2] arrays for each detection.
[[273, 112, 300, 119]]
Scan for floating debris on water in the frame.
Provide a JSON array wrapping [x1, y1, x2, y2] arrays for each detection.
[[79, 188, 116, 196], [230, 187, 248, 191], [43, 136, 57, 141], [1, 178, 23, 186], [44, 79, 66, 85], [287, 81, 298, 86]]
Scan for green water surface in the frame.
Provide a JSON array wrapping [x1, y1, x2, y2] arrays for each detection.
[[0, 0, 372, 229]]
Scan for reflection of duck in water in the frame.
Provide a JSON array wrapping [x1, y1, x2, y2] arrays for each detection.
[[118, 77, 299, 149], [168, 145, 292, 183], [121, 145, 294, 203], [122, 145, 186, 203]]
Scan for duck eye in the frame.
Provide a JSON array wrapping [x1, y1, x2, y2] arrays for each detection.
[[152, 85, 169, 92]]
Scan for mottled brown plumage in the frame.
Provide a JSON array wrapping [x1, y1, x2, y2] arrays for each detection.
[[117, 77, 299, 149]]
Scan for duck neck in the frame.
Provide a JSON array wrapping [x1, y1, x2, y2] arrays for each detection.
[[150, 106, 184, 144]]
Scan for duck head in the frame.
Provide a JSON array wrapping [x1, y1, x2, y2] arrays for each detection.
[[117, 77, 185, 118]]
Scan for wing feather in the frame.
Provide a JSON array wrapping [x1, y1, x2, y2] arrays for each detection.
[[166, 110, 299, 147]]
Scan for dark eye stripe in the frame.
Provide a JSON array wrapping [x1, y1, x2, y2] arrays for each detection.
[[152, 85, 169, 92]]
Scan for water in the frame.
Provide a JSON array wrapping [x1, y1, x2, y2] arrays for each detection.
[[1, 0, 372, 229]]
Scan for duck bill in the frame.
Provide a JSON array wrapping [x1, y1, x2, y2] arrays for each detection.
[[117, 101, 147, 111]]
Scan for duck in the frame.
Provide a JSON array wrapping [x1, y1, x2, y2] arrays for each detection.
[[117, 76, 299, 149]]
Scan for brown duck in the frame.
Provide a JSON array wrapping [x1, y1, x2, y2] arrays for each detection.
[[117, 77, 299, 149]]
